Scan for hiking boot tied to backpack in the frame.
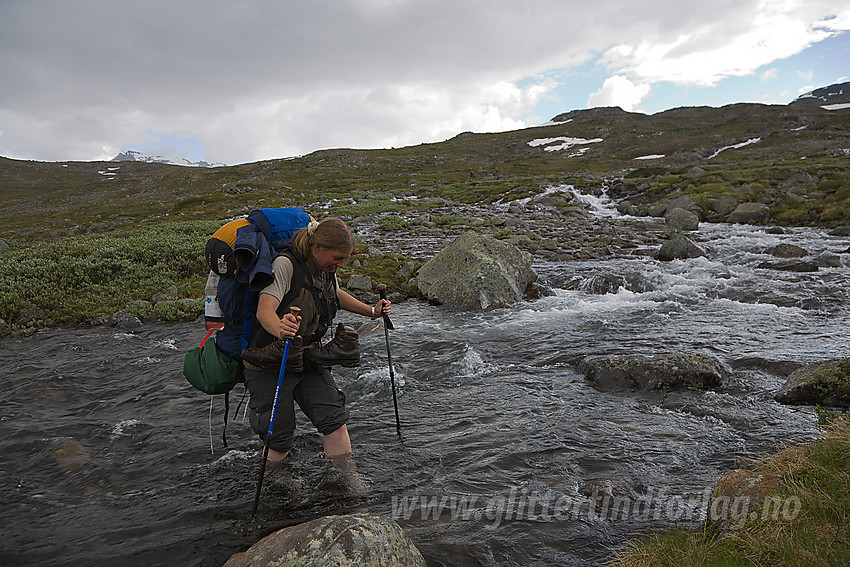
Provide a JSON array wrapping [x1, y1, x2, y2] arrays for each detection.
[[304, 323, 361, 368], [241, 335, 304, 373]]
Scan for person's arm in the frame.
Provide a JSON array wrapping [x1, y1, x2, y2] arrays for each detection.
[[256, 293, 301, 339], [337, 288, 391, 319]]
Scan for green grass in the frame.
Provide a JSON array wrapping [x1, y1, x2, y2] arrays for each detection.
[[614, 414, 850, 567]]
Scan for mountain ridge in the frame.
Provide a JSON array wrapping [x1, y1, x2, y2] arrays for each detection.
[[111, 149, 226, 168], [0, 82, 847, 242]]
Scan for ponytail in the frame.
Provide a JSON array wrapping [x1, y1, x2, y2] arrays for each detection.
[[290, 217, 354, 260]]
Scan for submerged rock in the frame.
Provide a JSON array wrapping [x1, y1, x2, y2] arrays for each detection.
[[578, 352, 727, 391], [577, 273, 622, 295], [756, 259, 818, 272], [223, 513, 426, 567], [774, 358, 850, 408], [416, 231, 537, 311], [769, 243, 808, 258]]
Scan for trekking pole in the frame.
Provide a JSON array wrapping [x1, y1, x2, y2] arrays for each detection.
[[251, 306, 300, 518], [377, 285, 401, 437]]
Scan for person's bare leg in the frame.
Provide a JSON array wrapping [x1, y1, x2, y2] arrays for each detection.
[[323, 424, 352, 456], [322, 425, 368, 495]]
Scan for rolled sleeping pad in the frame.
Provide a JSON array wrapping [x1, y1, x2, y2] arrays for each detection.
[[205, 218, 251, 277]]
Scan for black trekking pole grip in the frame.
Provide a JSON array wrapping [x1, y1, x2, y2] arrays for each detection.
[[377, 285, 401, 436]]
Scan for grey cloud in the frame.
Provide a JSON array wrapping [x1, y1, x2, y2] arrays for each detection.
[[1, 0, 841, 162]]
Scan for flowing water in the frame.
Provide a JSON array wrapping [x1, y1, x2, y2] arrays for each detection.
[[2, 199, 849, 566]]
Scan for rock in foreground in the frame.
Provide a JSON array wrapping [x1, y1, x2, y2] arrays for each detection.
[[224, 513, 426, 567], [578, 353, 727, 391], [417, 231, 537, 311]]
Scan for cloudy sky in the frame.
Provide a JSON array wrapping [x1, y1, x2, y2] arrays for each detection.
[[1, 0, 848, 165]]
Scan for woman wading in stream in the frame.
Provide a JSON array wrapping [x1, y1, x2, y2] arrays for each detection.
[[240, 217, 391, 494]]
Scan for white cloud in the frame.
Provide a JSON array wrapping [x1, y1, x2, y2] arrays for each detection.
[[601, 2, 850, 87], [587, 75, 651, 111], [761, 68, 779, 81]]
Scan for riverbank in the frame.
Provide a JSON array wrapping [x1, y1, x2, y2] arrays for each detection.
[[615, 413, 850, 566]]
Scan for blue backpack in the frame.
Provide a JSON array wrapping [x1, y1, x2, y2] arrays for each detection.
[[209, 207, 313, 359], [185, 207, 313, 448]]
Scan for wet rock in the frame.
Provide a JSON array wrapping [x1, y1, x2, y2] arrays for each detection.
[[727, 202, 769, 224], [577, 273, 621, 295], [756, 259, 818, 272], [577, 352, 727, 391], [706, 468, 783, 532], [815, 252, 842, 268], [764, 227, 785, 234], [223, 513, 426, 567], [346, 274, 373, 291], [109, 309, 142, 329], [827, 226, 850, 236], [656, 233, 705, 261], [769, 243, 807, 258], [417, 231, 537, 311], [729, 357, 803, 376], [665, 208, 700, 231], [774, 358, 850, 408]]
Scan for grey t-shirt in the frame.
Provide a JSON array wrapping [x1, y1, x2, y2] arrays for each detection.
[[261, 255, 340, 301]]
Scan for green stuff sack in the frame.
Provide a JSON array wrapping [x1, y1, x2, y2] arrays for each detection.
[[183, 337, 243, 395]]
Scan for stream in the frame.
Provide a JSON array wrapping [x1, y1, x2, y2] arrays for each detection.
[[1, 195, 849, 566]]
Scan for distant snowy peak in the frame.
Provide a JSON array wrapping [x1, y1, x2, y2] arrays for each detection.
[[111, 150, 226, 167], [791, 82, 850, 106]]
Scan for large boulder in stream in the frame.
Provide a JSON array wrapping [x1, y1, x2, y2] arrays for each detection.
[[774, 358, 850, 408], [578, 353, 728, 391], [224, 513, 426, 567], [417, 231, 537, 311]]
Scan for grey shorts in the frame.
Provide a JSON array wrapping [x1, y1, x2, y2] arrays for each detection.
[[243, 364, 348, 453]]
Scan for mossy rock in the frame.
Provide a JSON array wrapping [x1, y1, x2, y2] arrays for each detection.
[[417, 231, 537, 311], [224, 513, 426, 567], [774, 358, 850, 407]]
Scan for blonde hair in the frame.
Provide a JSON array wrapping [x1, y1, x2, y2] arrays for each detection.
[[291, 217, 354, 260]]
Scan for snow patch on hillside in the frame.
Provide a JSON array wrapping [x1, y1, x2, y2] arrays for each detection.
[[707, 137, 761, 159], [528, 136, 603, 152]]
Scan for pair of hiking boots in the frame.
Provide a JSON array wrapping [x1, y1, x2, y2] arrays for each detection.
[[242, 322, 362, 372]]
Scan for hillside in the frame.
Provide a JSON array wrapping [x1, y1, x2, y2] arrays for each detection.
[[0, 97, 848, 244]]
